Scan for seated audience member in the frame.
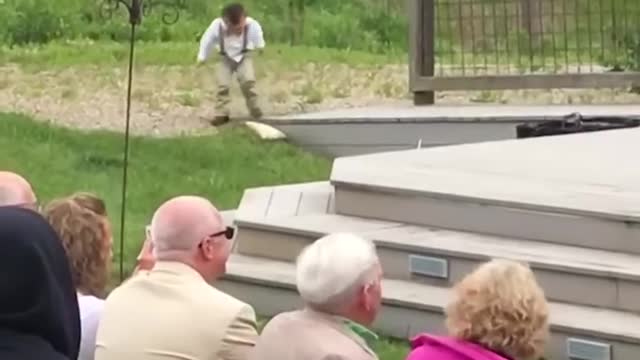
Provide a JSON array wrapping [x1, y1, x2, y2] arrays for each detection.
[[251, 233, 383, 360], [95, 196, 258, 360], [407, 259, 549, 360], [0, 171, 38, 209], [0, 206, 81, 360], [44, 193, 113, 360]]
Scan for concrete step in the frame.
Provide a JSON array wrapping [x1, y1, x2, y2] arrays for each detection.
[[330, 128, 640, 253], [235, 212, 640, 313], [218, 254, 640, 360], [234, 181, 640, 313]]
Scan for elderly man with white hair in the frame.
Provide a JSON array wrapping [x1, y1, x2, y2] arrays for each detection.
[[0, 171, 38, 209], [96, 196, 258, 360], [251, 233, 383, 360]]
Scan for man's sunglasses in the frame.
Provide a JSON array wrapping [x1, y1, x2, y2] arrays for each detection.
[[209, 226, 235, 240]]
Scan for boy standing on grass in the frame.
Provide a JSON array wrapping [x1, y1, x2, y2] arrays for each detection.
[[197, 3, 266, 126]]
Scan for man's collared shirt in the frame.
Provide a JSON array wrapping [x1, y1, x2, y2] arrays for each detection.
[[198, 17, 265, 63], [340, 317, 379, 349]]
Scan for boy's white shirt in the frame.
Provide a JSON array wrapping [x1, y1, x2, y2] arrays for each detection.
[[197, 17, 265, 63]]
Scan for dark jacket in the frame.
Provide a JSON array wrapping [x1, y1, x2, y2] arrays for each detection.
[[0, 207, 81, 360]]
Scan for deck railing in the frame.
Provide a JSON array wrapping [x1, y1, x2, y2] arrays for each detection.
[[409, 0, 640, 104]]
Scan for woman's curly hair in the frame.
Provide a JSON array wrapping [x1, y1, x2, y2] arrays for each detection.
[[44, 193, 111, 298], [445, 259, 550, 360]]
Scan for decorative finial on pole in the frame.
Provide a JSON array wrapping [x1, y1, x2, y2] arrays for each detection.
[[100, 0, 184, 25], [130, 0, 143, 24], [98, 0, 184, 282]]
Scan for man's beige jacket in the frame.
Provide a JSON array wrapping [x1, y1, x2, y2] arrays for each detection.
[[95, 261, 258, 360], [249, 308, 379, 360]]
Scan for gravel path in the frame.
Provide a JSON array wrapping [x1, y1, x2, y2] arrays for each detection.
[[1, 64, 637, 136]]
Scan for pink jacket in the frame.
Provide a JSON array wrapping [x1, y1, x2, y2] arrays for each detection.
[[406, 334, 512, 360]]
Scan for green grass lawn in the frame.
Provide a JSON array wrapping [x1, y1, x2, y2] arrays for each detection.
[[0, 112, 331, 270], [0, 38, 600, 73], [0, 40, 402, 70], [0, 111, 410, 359]]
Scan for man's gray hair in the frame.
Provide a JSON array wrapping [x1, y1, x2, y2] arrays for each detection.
[[295, 233, 379, 311]]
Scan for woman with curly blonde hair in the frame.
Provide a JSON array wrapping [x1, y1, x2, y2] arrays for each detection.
[[406, 259, 549, 360], [44, 193, 112, 360]]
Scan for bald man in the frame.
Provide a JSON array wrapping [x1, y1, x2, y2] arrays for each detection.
[[0, 171, 37, 209], [95, 196, 258, 360]]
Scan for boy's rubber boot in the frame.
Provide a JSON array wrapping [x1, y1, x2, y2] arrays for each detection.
[[210, 115, 230, 126]]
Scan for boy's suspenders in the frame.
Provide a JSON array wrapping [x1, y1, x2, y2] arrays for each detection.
[[219, 23, 249, 60], [218, 23, 226, 56], [242, 24, 249, 53]]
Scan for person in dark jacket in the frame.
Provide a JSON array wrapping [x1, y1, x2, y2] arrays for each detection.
[[0, 206, 81, 360]]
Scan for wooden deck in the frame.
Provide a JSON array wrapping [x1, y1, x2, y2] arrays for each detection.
[[267, 104, 640, 123], [221, 127, 640, 359], [262, 104, 640, 157], [332, 126, 640, 220]]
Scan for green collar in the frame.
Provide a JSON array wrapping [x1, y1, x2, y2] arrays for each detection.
[[341, 318, 379, 347]]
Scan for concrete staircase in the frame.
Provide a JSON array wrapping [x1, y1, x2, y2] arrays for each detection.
[[217, 128, 640, 360]]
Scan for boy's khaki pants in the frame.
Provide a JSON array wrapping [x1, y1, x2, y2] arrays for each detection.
[[215, 55, 262, 119]]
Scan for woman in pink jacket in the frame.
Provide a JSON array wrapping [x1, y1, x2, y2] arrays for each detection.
[[407, 259, 549, 360]]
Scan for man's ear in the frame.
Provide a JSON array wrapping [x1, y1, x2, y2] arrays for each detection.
[[361, 284, 374, 311], [198, 241, 214, 261]]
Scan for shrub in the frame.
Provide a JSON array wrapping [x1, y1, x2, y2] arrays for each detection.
[[0, 0, 74, 45], [0, 0, 409, 52]]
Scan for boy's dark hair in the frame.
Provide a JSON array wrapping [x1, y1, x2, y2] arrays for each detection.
[[222, 3, 246, 25]]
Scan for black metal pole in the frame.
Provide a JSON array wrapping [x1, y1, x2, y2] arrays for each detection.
[[99, 0, 181, 281], [118, 0, 141, 282]]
